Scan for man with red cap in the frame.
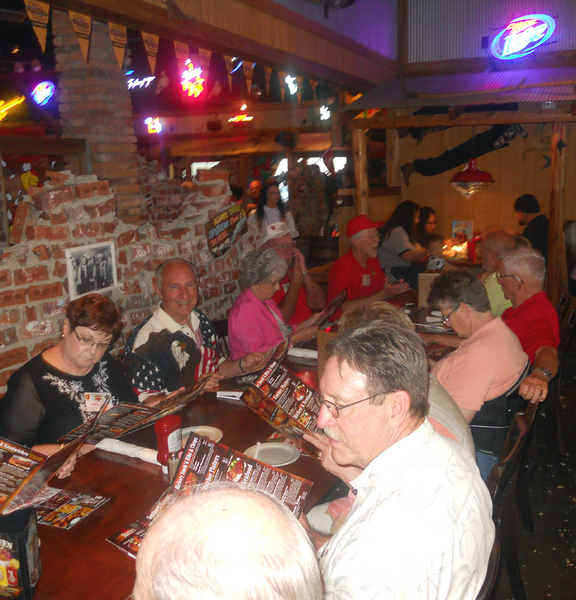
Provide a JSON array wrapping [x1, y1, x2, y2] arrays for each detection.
[[327, 215, 410, 315]]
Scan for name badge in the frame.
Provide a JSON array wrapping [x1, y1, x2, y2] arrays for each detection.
[[85, 392, 112, 412], [362, 273, 371, 287]]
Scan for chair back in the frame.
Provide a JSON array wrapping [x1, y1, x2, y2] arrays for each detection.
[[556, 293, 571, 324]]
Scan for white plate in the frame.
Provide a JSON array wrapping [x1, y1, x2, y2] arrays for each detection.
[[287, 348, 318, 359], [182, 426, 223, 445], [244, 442, 300, 467]]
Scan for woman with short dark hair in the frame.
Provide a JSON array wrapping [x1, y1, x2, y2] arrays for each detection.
[[0, 294, 138, 457]]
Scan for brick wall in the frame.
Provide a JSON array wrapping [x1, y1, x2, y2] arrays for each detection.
[[52, 10, 145, 222], [0, 169, 257, 394]]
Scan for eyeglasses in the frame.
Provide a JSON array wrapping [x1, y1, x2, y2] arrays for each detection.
[[314, 392, 383, 418], [270, 241, 295, 251], [73, 329, 111, 350], [360, 233, 381, 241], [495, 272, 524, 284], [441, 304, 459, 326]]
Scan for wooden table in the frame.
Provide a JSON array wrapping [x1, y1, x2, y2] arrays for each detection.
[[34, 390, 337, 600]]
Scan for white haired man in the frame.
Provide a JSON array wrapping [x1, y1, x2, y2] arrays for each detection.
[[498, 247, 560, 402], [133, 487, 323, 600], [262, 221, 325, 326], [302, 322, 494, 599]]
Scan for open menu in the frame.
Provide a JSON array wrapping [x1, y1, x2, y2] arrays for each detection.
[[0, 412, 101, 515], [58, 377, 209, 445], [314, 288, 348, 329], [35, 487, 109, 529], [107, 431, 313, 558], [241, 360, 322, 461]]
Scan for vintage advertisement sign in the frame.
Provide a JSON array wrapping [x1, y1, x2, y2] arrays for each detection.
[[24, 1, 50, 52], [69, 12, 92, 63], [108, 23, 128, 70], [142, 32, 160, 75], [204, 204, 247, 257]]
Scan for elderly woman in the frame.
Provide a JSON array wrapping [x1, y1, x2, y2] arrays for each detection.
[[0, 294, 138, 457], [228, 246, 316, 358], [424, 270, 528, 478]]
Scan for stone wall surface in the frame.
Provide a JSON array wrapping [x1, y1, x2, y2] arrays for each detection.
[[0, 168, 256, 394]]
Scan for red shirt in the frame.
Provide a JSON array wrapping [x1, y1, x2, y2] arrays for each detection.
[[272, 273, 313, 326], [501, 291, 560, 363], [327, 251, 386, 318]]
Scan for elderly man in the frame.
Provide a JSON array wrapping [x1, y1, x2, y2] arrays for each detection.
[[327, 215, 409, 316], [480, 230, 516, 316], [498, 247, 560, 402], [123, 258, 262, 401], [303, 322, 494, 599], [133, 487, 323, 600], [514, 193, 549, 260], [262, 221, 325, 326]]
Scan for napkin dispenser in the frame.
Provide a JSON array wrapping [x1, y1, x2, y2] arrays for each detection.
[[0, 508, 40, 599], [418, 272, 440, 308]]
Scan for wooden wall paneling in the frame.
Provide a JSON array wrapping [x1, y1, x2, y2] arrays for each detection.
[[338, 206, 355, 257], [352, 129, 369, 216], [386, 128, 401, 187]]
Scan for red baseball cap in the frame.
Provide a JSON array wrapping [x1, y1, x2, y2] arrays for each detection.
[[346, 215, 383, 238]]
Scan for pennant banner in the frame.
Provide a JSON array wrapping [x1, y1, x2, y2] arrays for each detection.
[[69, 12, 92, 63], [24, 1, 50, 52], [142, 32, 159, 75], [109, 23, 128, 70], [174, 41, 189, 74]]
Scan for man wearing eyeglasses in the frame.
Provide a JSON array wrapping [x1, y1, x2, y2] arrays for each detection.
[[479, 230, 516, 316], [262, 222, 326, 326], [498, 247, 560, 403], [301, 322, 493, 599]]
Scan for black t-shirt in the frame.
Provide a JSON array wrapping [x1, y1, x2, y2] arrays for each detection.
[[522, 214, 549, 261], [0, 352, 138, 447]]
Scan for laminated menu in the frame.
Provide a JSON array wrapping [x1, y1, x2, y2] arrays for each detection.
[[313, 288, 348, 329], [107, 431, 313, 558], [35, 488, 109, 529], [59, 377, 209, 445], [241, 360, 322, 460]]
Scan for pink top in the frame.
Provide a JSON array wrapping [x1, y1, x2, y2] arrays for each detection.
[[228, 288, 286, 359], [431, 317, 528, 413]]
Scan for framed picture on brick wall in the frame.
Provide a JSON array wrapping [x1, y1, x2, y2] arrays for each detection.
[[65, 240, 118, 300]]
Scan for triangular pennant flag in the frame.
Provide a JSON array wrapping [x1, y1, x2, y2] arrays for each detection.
[[174, 41, 189, 75], [142, 32, 159, 75], [69, 12, 92, 63], [109, 23, 128, 70], [24, 1, 50, 52]]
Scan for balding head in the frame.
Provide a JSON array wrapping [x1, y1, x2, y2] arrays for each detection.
[[497, 247, 546, 307], [133, 488, 323, 600], [482, 230, 516, 272]]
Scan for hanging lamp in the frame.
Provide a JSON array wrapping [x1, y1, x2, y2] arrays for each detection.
[[450, 158, 495, 198]]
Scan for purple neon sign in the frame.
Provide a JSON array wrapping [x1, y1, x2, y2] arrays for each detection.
[[491, 14, 555, 60]]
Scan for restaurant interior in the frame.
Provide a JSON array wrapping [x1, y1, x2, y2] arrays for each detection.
[[0, 1, 575, 599]]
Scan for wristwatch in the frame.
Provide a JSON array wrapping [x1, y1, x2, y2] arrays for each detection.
[[531, 366, 552, 381]]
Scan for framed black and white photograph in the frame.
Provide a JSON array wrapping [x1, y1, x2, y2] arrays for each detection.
[[65, 241, 118, 300]]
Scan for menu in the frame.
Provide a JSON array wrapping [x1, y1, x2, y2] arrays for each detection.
[[59, 377, 209, 445], [107, 432, 313, 558], [35, 488, 109, 529], [241, 360, 322, 460], [314, 288, 348, 329]]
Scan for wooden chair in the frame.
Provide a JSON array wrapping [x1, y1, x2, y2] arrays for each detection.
[[483, 401, 539, 600]]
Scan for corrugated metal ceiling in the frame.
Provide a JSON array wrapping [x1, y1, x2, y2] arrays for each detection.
[[345, 67, 576, 111]]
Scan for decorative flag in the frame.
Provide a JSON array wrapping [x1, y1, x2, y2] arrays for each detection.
[[174, 41, 189, 74], [109, 23, 128, 70], [24, 1, 50, 52], [142, 32, 160, 75], [69, 12, 92, 63]]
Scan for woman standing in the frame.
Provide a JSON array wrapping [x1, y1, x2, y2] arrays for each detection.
[[377, 200, 428, 289], [250, 180, 296, 232]]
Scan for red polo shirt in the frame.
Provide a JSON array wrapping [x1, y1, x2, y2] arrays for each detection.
[[272, 273, 313, 326], [501, 291, 560, 363]]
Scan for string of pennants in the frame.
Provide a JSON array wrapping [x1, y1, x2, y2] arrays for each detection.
[[23, 1, 317, 101]]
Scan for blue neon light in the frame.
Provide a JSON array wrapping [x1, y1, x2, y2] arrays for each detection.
[[491, 14, 555, 60], [230, 60, 244, 74], [31, 81, 55, 106]]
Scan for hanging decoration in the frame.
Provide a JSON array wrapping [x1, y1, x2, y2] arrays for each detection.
[[174, 41, 189, 74], [109, 23, 128, 70], [181, 59, 205, 98], [450, 159, 495, 198], [24, 1, 50, 52], [69, 12, 92, 63], [142, 32, 160, 75]]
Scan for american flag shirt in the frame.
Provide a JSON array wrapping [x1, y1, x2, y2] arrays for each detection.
[[123, 306, 219, 402]]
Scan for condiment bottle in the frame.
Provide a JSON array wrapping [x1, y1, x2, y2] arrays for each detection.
[[154, 415, 182, 474]]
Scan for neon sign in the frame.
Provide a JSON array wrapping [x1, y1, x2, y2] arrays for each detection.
[[320, 105, 330, 121], [145, 117, 162, 134], [181, 59, 205, 98], [228, 114, 254, 123], [491, 14, 555, 60], [285, 75, 297, 95], [127, 76, 155, 90], [0, 96, 25, 122], [31, 81, 55, 106]]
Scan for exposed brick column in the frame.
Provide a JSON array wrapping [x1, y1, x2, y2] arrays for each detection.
[[52, 10, 145, 223]]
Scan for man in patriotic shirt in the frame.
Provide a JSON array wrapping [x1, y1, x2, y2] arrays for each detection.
[[123, 258, 262, 401]]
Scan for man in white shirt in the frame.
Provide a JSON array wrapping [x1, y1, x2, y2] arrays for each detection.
[[303, 321, 494, 599]]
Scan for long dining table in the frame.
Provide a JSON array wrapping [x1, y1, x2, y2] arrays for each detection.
[[33, 371, 338, 600]]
